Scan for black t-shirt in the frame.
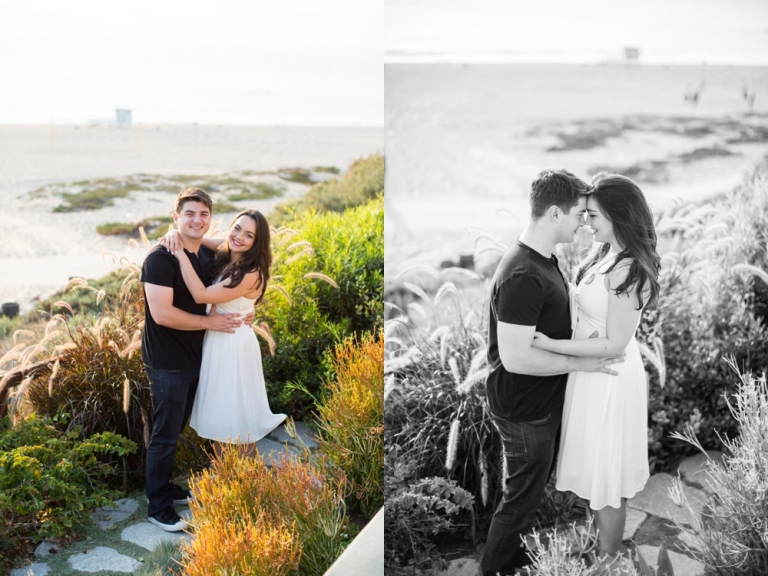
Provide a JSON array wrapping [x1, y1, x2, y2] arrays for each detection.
[[140, 244, 215, 370], [485, 240, 572, 422]]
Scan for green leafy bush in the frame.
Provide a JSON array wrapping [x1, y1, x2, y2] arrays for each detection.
[[316, 333, 384, 518], [261, 197, 383, 416], [640, 168, 768, 471], [270, 154, 383, 225], [0, 414, 136, 552], [384, 448, 474, 573]]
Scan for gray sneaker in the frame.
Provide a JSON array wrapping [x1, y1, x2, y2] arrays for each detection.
[[148, 506, 188, 532]]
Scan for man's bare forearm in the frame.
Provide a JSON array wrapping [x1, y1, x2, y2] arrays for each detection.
[[502, 346, 585, 376], [153, 306, 208, 331]]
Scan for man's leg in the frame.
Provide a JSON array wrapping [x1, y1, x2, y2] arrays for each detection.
[[145, 366, 199, 517], [480, 406, 562, 576]]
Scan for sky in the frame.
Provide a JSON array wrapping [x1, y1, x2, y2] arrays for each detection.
[[385, 0, 768, 65], [0, 1, 383, 125]]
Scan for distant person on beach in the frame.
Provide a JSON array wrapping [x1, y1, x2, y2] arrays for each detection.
[[159, 209, 286, 458], [482, 169, 625, 575], [531, 173, 659, 562], [141, 187, 248, 532]]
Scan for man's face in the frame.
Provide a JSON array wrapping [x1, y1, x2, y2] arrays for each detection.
[[173, 200, 211, 241], [558, 196, 587, 243]]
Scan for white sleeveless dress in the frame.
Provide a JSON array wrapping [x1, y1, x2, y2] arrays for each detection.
[[555, 257, 650, 510], [190, 294, 286, 444]]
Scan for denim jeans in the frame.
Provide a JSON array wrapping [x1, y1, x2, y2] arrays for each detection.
[[480, 406, 563, 576], [144, 365, 199, 516]]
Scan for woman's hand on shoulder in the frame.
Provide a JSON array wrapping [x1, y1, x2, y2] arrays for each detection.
[[158, 228, 183, 255]]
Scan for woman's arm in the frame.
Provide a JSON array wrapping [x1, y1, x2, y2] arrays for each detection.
[[532, 264, 642, 357], [175, 251, 263, 304], [158, 229, 226, 252]]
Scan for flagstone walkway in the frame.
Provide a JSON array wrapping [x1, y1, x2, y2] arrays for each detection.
[[10, 422, 317, 576], [437, 451, 724, 576]]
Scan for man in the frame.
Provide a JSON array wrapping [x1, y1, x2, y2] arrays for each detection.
[[481, 169, 623, 575], [141, 187, 246, 532]]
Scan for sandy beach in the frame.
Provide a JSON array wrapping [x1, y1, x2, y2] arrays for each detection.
[[385, 63, 768, 280], [0, 124, 383, 312]]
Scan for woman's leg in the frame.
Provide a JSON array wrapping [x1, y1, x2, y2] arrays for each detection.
[[212, 441, 258, 459], [594, 499, 626, 556]]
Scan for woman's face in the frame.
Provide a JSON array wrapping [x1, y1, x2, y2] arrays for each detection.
[[586, 196, 616, 247], [228, 215, 257, 258]]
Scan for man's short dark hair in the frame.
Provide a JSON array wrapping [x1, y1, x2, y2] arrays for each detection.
[[529, 169, 589, 219], [175, 187, 213, 214]]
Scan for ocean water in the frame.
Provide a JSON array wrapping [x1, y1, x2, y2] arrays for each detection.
[[384, 63, 768, 276]]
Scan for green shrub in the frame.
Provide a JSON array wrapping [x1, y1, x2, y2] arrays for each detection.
[[0, 315, 25, 339], [21, 267, 151, 488], [316, 333, 384, 518], [260, 197, 383, 416], [384, 448, 474, 573], [669, 363, 768, 574], [0, 414, 136, 552], [270, 154, 383, 225], [33, 269, 133, 318], [53, 184, 140, 212], [227, 182, 285, 201], [96, 216, 174, 240], [640, 168, 768, 471]]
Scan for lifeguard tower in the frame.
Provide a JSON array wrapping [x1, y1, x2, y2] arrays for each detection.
[[624, 47, 640, 64], [115, 109, 132, 125]]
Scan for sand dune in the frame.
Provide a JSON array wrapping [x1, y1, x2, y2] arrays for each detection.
[[385, 64, 768, 280], [0, 124, 383, 312]]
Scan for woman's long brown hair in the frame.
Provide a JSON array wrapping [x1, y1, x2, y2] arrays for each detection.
[[211, 209, 271, 303], [575, 173, 660, 310]]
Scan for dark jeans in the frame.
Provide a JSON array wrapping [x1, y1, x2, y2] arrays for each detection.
[[480, 406, 562, 576], [145, 365, 199, 516]]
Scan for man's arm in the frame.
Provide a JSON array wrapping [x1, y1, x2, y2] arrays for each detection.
[[144, 283, 242, 333], [498, 322, 622, 376]]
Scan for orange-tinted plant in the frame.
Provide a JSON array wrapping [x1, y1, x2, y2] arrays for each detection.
[[316, 332, 384, 518], [180, 442, 348, 576]]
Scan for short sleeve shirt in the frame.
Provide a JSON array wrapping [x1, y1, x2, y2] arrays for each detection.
[[485, 240, 572, 421], [140, 244, 215, 370]]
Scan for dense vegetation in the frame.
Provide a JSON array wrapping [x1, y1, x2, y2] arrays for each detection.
[[384, 163, 768, 573], [0, 154, 384, 572]]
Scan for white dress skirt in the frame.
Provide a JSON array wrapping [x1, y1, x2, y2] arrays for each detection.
[[190, 294, 286, 444], [555, 259, 650, 510]]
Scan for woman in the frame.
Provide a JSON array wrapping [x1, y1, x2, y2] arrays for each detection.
[[160, 209, 286, 457], [531, 173, 660, 559]]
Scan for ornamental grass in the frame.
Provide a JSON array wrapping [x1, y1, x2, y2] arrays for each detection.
[[315, 332, 384, 518], [180, 442, 348, 576]]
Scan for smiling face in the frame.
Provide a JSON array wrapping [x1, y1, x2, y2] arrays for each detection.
[[173, 200, 211, 242], [586, 196, 617, 247], [557, 195, 587, 243], [227, 214, 257, 260]]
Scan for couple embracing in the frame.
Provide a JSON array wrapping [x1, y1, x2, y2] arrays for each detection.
[[140, 187, 286, 532], [482, 169, 660, 574]]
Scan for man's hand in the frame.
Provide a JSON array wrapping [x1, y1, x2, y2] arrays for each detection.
[[576, 355, 624, 376], [205, 304, 243, 334]]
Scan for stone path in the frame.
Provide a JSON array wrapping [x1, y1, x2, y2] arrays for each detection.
[[10, 422, 318, 576], [437, 452, 723, 576]]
